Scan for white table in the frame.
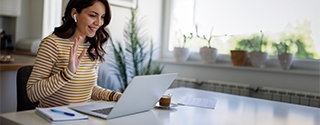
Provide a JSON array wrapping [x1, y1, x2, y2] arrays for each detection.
[[1, 87, 319, 125]]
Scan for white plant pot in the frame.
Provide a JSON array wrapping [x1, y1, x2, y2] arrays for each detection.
[[199, 47, 218, 64], [173, 47, 190, 62], [278, 52, 294, 70], [249, 51, 268, 68]]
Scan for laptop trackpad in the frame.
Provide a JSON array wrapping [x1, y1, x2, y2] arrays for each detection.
[[92, 107, 113, 115]]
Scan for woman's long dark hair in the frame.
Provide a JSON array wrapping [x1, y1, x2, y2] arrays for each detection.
[[53, 0, 111, 62]]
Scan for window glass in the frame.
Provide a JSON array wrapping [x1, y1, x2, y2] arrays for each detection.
[[168, 0, 320, 59], [43, 0, 62, 38]]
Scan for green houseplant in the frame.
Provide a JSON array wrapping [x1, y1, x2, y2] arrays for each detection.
[[273, 37, 297, 70], [230, 39, 254, 66], [181, 33, 194, 48], [173, 31, 193, 62], [196, 26, 219, 64], [108, 8, 164, 92], [247, 30, 269, 68], [196, 26, 214, 48]]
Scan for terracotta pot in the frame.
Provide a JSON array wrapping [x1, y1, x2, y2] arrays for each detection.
[[230, 50, 248, 66]]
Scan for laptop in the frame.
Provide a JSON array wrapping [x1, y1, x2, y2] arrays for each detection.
[[69, 73, 178, 120]]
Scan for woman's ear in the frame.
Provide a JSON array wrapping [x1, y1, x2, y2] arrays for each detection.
[[71, 8, 77, 23]]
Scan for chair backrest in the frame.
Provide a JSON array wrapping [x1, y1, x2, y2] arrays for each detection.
[[16, 65, 39, 112]]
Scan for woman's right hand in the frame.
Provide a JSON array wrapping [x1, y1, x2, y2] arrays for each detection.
[[68, 36, 87, 74]]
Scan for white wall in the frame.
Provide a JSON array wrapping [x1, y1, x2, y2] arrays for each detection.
[[16, 0, 43, 42]]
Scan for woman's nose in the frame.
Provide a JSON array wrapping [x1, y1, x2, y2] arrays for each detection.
[[94, 18, 103, 26]]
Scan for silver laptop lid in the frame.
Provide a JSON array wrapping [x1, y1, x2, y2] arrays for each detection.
[[107, 73, 178, 119]]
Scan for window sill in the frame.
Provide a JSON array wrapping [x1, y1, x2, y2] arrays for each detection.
[[156, 58, 319, 76]]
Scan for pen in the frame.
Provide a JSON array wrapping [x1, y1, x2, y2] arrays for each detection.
[[50, 109, 75, 116]]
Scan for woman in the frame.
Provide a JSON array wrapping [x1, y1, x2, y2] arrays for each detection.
[[27, 0, 121, 108]]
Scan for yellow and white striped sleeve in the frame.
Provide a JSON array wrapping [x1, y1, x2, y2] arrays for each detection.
[[91, 63, 121, 101], [91, 85, 122, 101]]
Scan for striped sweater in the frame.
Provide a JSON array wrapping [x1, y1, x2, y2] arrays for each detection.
[[27, 34, 120, 108]]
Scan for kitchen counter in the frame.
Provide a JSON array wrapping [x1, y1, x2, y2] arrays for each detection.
[[0, 50, 37, 56], [0, 53, 36, 71]]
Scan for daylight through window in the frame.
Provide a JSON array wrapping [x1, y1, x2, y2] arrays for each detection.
[[168, 0, 320, 59]]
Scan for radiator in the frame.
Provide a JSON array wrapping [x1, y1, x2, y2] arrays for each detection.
[[170, 77, 320, 108], [257, 87, 320, 107]]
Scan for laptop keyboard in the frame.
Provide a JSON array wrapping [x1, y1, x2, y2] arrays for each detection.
[[92, 107, 113, 115]]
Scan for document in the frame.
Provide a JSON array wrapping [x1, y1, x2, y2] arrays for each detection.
[[178, 96, 216, 109], [35, 106, 88, 123]]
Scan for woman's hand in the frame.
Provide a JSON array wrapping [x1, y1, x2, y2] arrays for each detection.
[[68, 36, 87, 74]]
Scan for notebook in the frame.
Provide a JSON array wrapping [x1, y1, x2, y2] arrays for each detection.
[[69, 73, 178, 120], [35, 106, 88, 123]]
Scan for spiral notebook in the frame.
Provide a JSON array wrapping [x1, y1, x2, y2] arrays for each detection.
[[35, 106, 88, 123]]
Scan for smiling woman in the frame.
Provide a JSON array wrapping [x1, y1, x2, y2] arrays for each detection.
[[26, 0, 122, 108]]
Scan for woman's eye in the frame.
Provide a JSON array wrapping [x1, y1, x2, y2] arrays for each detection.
[[89, 14, 96, 17]]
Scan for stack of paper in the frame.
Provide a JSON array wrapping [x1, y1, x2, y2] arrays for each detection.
[[35, 106, 88, 123], [178, 96, 216, 109]]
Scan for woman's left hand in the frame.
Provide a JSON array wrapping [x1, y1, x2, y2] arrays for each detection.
[[68, 36, 87, 74]]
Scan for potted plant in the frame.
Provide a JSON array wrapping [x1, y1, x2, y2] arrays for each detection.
[[106, 8, 164, 92], [174, 32, 193, 62], [274, 38, 296, 70], [230, 39, 253, 66], [248, 30, 269, 68], [197, 26, 219, 64]]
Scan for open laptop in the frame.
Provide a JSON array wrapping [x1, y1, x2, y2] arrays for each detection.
[[69, 73, 178, 120]]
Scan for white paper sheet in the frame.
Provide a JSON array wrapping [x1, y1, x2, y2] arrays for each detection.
[[178, 96, 216, 109]]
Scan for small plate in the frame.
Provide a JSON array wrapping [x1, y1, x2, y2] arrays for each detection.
[[154, 103, 178, 109]]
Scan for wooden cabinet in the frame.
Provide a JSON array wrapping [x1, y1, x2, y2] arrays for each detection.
[[0, 0, 21, 17]]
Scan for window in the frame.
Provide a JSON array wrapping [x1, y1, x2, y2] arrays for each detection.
[[163, 0, 320, 60], [42, 0, 62, 39]]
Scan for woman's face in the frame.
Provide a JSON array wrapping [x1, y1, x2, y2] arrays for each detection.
[[74, 1, 106, 38]]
